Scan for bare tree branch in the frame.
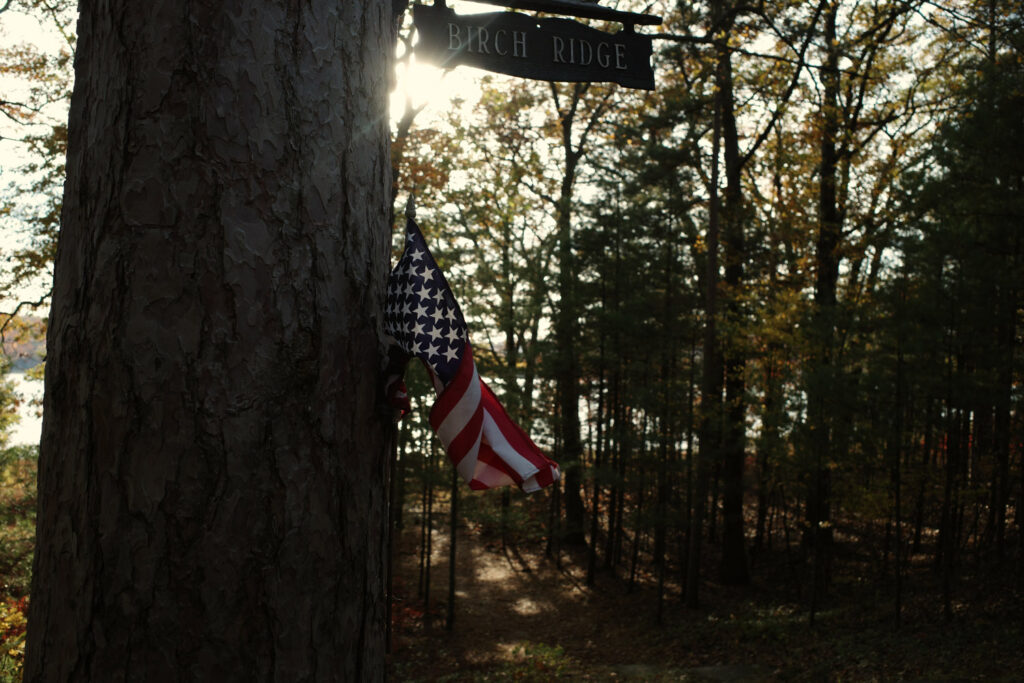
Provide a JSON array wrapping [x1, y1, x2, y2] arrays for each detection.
[[740, 0, 826, 169], [0, 290, 51, 348]]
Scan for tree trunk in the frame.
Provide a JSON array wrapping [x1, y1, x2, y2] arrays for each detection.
[[555, 139, 586, 546], [549, 81, 605, 547], [754, 357, 780, 556], [446, 469, 458, 632], [25, 3, 393, 680], [718, 20, 750, 586], [603, 367, 621, 569], [807, 2, 841, 615], [586, 329, 605, 586], [686, 74, 723, 608]]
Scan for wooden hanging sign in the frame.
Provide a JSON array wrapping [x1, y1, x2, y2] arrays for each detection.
[[413, 2, 659, 90]]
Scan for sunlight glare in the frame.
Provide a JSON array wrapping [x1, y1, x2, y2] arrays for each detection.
[[392, 52, 484, 127], [391, 0, 499, 125]]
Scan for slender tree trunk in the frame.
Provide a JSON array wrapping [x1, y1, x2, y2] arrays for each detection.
[[628, 476, 645, 593], [387, 435, 399, 654], [499, 235, 518, 556], [992, 281, 1015, 560], [500, 488, 511, 552], [604, 369, 623, 569], [681, 337, 696, 580], [419, 450, 429, 596], [613, 450, 627, 567], [755, 358, 779, 557], [939, 341, 962, 621], [807, 3, 842, 620], [549, 472, 563, 569], [890, 293, 906, 627], [556, 153, 586, 546], [656, 421, 670, 625], [687, 74, 723, 608], [395, 418, 412, 532], [655, 241, 675, 586], [604, 240, 622, 571], [547, 80, 595, 546], [912, 399, 935, 555], [718, 16, 750, 586], [587, 318, 607, 586], [26, 2, 393, 680], [424, 444, 435, 630], [709, 464, 721, 543], [446, 469, 458, 632]]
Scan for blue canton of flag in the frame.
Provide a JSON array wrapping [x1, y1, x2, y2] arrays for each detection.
[[384, 219, 468, 387]]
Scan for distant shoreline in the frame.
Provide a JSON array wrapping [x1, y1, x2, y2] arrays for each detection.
[[7, 371, 43, 447]]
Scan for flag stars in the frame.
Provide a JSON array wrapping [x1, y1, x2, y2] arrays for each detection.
[[387, 222, 472, 385]]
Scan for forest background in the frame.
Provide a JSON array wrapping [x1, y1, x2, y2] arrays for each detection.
[[1, 0, 1022, 679]]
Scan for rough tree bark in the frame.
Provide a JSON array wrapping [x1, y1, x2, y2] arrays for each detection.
[[25, 2, 394, 680]]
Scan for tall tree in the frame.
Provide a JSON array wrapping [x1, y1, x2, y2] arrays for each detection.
[[546, 81, 615, 545], [25, 2, 394, 679], [802, 0, 917, 609]]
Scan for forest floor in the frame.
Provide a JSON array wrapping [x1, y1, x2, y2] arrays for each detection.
[[387, 516, 1024, 681], [3, 450, 1022, 681]]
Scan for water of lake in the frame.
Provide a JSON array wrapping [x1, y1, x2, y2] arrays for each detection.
[[7, 372, 43, 447]]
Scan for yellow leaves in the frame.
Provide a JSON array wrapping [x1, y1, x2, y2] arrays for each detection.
[[0, 451, 34, 683], [693, 233, 706, 254], [0, 596, 28, 675], [0, 599, 27, 641]]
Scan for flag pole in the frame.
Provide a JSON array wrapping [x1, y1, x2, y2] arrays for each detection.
[[406, 186, 417, 221], [387, 186, 415, 654], [386, 419, 397, 653]]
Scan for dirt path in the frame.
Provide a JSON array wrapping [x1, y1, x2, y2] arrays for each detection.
[[387, 522, 765, 681]]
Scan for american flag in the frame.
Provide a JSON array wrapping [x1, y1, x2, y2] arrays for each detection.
[[384, 218, 560, 493]]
